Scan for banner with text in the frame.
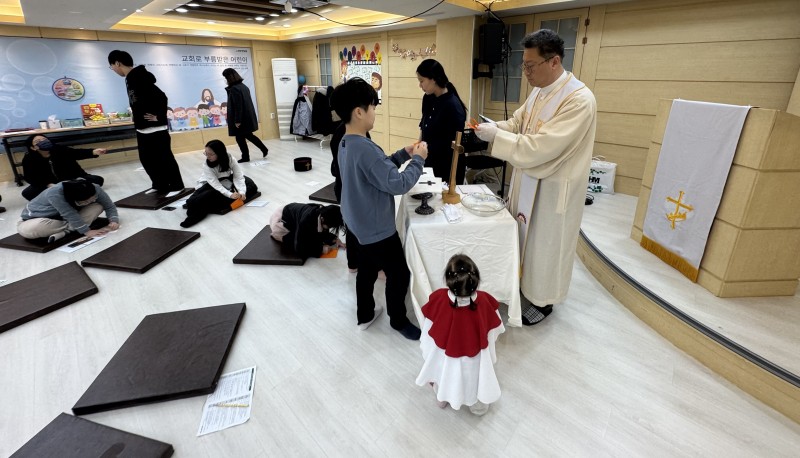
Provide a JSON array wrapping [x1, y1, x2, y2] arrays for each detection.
[[0, 37, 256, 131]]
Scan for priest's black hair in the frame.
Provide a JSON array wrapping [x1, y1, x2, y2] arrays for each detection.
[[522, 29, 565, 60]]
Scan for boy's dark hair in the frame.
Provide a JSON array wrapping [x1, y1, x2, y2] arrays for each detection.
[[522, 29, 565, 59], [107, 50, 134, 67], [197, 103, 209, 111], [62, 178, 96, 203], [222, 68, 244, 86], [330, 78, 379, 124], [319, 204, 344, 236], [444, 254, 481, 309], [205, 139, 230, 173]]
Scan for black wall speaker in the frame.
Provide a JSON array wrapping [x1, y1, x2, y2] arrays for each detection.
[[479, 22, 505, 65]]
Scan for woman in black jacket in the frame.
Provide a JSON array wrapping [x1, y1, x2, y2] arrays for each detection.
[[223, 68, 268, 163], [22, 135, 106, 201], [416, 59, 468, 185], [269, 203, 345, 259]]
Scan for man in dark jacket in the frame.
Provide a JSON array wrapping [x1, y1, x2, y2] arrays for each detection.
[[21, 134, 106, 201], [108, 50, 185, 195]]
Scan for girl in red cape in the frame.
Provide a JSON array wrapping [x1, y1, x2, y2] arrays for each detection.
[[416, 254, 505, 415]]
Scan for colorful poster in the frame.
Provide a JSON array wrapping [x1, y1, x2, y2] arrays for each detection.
[[340, 42, 382, 102], [0, 37, 255, 131], [52, 77, 85, 101]]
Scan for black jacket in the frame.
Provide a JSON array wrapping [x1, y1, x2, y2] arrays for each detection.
[[125, 65, 169, 130], [281, 203, 336, 259], [420, 91, 467, 182], [225, 82, 259, 136], [311, 87, 336, 136], [22, 145, 96, 188]]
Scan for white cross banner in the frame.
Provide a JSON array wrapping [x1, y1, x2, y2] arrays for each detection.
[[641, 100, 750, 281]]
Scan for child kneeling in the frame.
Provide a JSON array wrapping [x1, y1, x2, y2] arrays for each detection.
[[270, 203, 345, 258]]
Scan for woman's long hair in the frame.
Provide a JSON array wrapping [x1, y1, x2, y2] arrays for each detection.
[[222, 68, 244, 87], [205, 139, 230, 173], [416, 59, 466, 111]]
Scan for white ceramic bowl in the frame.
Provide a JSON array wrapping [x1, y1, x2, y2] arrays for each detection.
[[461, 193, 506, 217]]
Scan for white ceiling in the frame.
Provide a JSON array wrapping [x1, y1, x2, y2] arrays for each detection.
[[16, 0, 630, 37]]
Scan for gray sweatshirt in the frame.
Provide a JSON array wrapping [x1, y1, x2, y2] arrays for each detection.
[[21, 183, 119, 234]]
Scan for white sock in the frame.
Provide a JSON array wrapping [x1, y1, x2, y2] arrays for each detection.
[[144, 188, 158, 194], [166, 190, 181, 198]]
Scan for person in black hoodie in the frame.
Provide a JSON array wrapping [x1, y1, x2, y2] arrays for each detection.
[[21, 134, 106, 201], [223, 68, 268, 163], [108, 50, 185, 194], [269, 203, 345, 259]]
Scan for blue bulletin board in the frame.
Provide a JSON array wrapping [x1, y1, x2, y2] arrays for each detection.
[[0, 37, 256, 130]]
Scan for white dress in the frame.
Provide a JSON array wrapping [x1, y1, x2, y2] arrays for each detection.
[[415, 289, 505, 409]]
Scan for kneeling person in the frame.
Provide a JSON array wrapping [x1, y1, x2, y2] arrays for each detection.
[[270, 203, 345, 258], [18, 178, 120, 242], [181, 140, 258, 228]]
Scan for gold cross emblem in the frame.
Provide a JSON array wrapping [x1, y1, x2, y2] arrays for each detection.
[[665, 190, 694, 229]]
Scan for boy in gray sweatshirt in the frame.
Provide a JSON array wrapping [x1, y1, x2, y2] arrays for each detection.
[[331, 77, 428, 340]]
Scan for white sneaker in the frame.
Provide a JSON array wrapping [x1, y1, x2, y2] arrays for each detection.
[[358, 305, 383, 331], [166, 190, 181, 198], [144, 188, 158, 194], [47, 231, 68, 243]]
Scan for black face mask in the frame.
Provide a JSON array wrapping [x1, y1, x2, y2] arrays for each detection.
[[36, 140, 54, 151]]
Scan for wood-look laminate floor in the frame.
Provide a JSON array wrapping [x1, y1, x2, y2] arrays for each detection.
[[1, 139, 799, 456]]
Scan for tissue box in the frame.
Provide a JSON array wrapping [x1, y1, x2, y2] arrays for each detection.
[[62, 118, 84, 128], [47, 119, 62, 129]]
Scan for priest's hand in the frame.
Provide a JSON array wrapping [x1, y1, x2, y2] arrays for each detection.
[[475, 122, 497, 142]]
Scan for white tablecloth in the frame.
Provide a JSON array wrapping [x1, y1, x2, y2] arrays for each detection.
[[396, 186, 522, 327]]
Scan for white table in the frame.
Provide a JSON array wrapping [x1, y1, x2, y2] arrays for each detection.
[[396, 184, 522, 327]]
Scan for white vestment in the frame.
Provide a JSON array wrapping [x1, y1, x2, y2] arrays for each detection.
[[491, 71, 597, 305]]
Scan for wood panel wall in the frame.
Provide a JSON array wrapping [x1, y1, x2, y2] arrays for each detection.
[[583, 0, 800, 195]]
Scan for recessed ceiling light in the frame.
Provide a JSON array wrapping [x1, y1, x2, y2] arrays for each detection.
[[269, 13, 279, 17], [206, 20, 215, 24], [246, 17, 253, 20], [319, 17, 327, 21], [164, 8, 172, 11], [320, 8, 333, 14], [291, 9, 298, 13], [135, 9, 143, 13], [283, 24, 290, 27], [187, 3, 200, 6], [255, 16, 265, 21], [79, 27, 85, 30], [175, 8, 188, 13], [122, 8, 127, 12], [158, 32, 164, 34]]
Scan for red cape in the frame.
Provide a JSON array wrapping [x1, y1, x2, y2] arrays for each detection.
[[421, 289, 502, 358]]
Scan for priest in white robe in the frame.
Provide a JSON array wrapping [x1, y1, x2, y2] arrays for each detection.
[[476, 29, 597, 325]]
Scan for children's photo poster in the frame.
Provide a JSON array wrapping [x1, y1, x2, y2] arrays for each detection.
[[0, 37, 256, 131]]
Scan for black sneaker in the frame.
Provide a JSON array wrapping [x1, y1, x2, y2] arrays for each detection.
[[397, 323, 421, 340], [261, 148, 269, 158]]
